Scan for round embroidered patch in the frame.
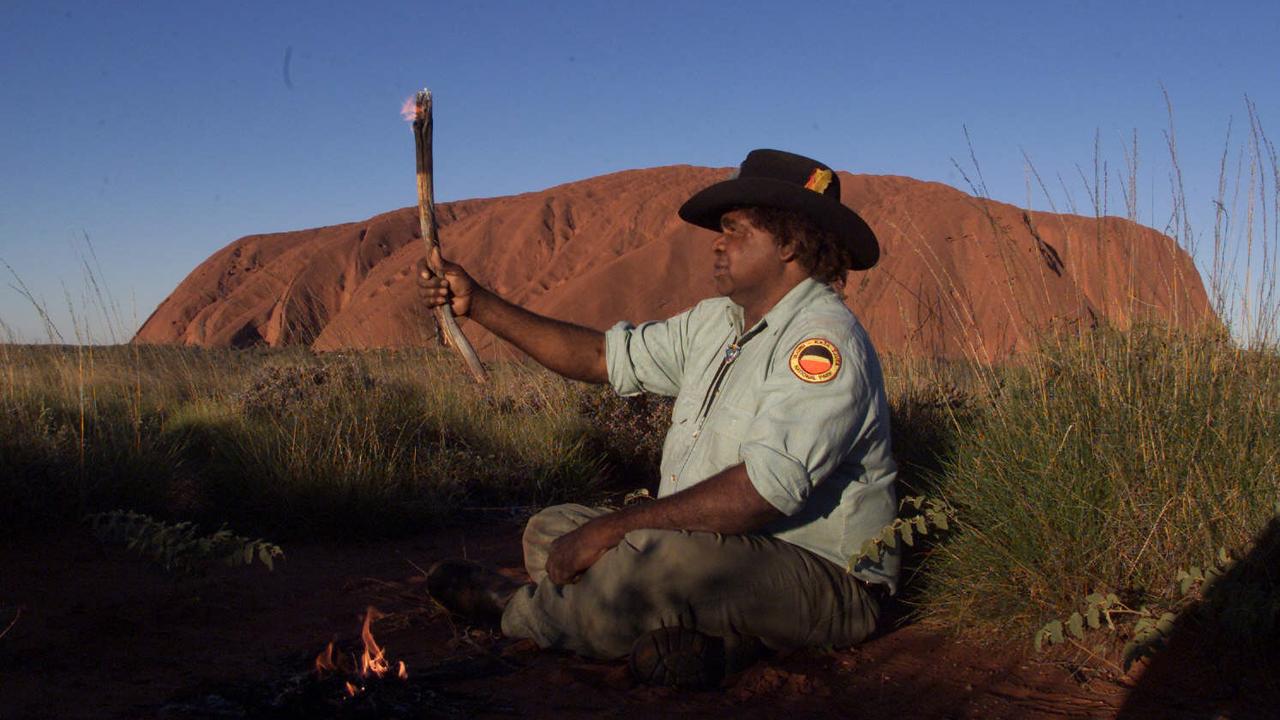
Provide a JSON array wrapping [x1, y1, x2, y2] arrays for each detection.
[[788, 338, 842, 383]]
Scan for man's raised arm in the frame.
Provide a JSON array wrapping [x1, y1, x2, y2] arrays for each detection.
[[416, 253, 608, 384]]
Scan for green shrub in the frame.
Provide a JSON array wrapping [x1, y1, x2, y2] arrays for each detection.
[[919, 324, 1280, 643], [87, 509, 283, 575], [578, 386, 672, 489]]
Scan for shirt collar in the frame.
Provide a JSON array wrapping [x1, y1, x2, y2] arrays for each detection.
[[722, 277, 834, 336]]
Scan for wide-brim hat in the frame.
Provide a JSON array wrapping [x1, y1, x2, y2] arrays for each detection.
[[678, 149, 879, 270]]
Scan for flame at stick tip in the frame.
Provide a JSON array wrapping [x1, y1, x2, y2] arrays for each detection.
[[400, 88, 432, 122], [399, 96, 417, 122]]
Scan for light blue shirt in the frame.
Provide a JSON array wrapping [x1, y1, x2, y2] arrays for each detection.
[[604, 277, 900, 591]]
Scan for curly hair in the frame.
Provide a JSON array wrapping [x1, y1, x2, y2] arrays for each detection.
[[737, 206, 851, 285]]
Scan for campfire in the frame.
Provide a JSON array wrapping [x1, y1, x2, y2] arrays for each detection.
[[314, 606, 409, 699], [157, 601, 505, 719]]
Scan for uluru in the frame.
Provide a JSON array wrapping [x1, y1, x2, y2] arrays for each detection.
[[133, 165, 1214, 361]]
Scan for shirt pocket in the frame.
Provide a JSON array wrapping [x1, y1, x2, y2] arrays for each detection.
[[701, 404, 753, 468]]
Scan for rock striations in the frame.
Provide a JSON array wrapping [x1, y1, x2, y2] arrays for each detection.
[[134, 166, 1214, 361]]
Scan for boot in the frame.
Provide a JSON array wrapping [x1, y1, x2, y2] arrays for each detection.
[[629, 627, 764, 690], [426, 559, 523, 625]]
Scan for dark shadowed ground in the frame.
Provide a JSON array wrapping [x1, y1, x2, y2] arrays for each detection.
[[0, 518, 1270, 719]]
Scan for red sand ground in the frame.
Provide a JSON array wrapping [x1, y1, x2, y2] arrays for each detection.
[[133, 166, 1213, 361], [4, 519, 1265, 720]]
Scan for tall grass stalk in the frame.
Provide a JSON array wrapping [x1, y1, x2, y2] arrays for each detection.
[[914, 97, 1280, 648], [918, 326, 1279, 633]]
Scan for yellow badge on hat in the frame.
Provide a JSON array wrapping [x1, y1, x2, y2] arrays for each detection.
[[788, 338, 841, 383], [804, 168, 833, 194]]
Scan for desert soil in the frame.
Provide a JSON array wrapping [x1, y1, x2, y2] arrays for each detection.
[[0, 517, 1261, 719]]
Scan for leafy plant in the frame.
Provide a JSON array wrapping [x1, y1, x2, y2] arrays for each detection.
[[578, 386, 672, 487], [1034, 545, 1239, 670], [854, 494, 955, 566], [86, 509, 284, 575]]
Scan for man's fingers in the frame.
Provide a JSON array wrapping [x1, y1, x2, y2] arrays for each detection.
[[545, 563, 580, 586], [546, 541, 574, 585], [546, 531, 602, 586], [416, 274, 450, 310]]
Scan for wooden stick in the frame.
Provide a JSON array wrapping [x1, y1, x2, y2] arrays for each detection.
[[0, 607, 19, 642], [413, 90, 489, 384]]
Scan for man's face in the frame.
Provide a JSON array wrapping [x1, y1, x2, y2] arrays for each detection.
[[713, 209, 788, 305]]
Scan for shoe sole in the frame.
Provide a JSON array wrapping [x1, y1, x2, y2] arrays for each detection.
[[630, 626, 727, 690]]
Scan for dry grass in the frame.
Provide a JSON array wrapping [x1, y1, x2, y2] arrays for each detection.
[[0, 344, 656, 538], [914, 325, 1280, 638], [899, 96, 1280, 658]]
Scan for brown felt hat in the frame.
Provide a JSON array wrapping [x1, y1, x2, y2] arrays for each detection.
[[678, 149, 879, 270]]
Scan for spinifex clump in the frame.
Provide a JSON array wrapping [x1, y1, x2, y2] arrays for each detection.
[[920, 323, 1280, 646]]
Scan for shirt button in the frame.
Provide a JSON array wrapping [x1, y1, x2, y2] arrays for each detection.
[[669, 475, 676, 483], [691, 430, 700, 439]]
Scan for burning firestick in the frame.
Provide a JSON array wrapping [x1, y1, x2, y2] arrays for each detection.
[[409, 89, 489, 384]]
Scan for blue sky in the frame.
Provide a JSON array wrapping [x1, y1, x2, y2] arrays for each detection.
[[2, 0, 1277, 342]]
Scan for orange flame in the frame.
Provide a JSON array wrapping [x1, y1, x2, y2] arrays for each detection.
[[400, 96, 420, 122], [315, 641, 338, 673], [359, 606, 390, 677], [314, 605, 407, 698]]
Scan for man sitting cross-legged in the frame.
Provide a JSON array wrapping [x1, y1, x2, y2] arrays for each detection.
[[417, 149, 899, 689]]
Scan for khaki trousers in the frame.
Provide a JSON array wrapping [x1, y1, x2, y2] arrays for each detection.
[[500, 503, 880, 659]]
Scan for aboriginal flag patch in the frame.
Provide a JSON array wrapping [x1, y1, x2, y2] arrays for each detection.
[[788, 338, 842, 383]]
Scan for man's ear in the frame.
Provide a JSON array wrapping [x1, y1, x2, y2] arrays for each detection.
[[776, 240, 799, 263]]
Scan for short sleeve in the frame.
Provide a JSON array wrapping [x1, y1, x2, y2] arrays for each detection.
[[603, 308, 696, 398], [738, 332, 871, 516]]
